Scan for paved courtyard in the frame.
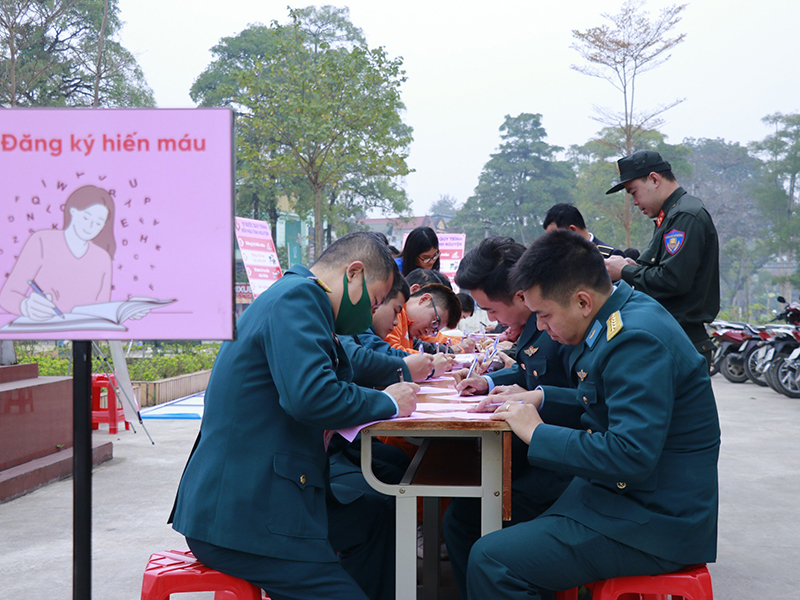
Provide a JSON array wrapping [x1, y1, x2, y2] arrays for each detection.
[[0, 376, 798, 598]]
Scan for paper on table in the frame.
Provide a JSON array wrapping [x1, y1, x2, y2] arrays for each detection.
[[416, 385, 460, 395]]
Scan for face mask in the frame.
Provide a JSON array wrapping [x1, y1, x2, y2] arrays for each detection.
[[334, 271, 373, 335]]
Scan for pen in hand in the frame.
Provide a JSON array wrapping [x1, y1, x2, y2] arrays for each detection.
[[397, 368, 404, 383], [27, 280, 64, 318]]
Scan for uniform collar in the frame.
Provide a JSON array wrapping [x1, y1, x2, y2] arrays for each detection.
[[516, 312, 542, 349], [658, 187, 687, 224], [582, 282, 633, 348]]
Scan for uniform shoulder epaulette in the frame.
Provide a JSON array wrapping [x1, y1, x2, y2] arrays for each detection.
[[607, 311, 623, 341]]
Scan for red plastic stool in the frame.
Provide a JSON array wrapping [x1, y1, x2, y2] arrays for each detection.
[[141, 549, 269, 600], [587, 564, 713, 600], [91, 373, 129, 434]]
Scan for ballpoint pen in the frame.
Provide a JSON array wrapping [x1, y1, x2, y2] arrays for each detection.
[[397, 368, 404, 383], [28, 280, 64, 318]]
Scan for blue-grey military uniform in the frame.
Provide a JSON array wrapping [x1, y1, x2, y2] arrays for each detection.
[[171, 266, 398, 600], [444, 313, 576, 598], [467, 281, 720, 599]]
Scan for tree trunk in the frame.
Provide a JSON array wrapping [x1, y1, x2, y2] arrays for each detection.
[[92, 0, 109, 107], [314, 185, 324, 260]]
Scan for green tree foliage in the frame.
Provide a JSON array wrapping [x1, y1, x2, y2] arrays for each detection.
[[0, 0, 154, 107], [193, 7, 412, 257], [681, 137, 769, 307], [572, 0, 687, 246], [450, 113, 575, 248], [429, 194, 458, 217], [750, 112, 800, 292]]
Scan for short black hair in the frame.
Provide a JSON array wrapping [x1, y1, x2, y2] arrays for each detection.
[[634, 169, 677, 185], [406, 268, 452, 290], [400, 226, 440, 276], [543, 203, 586, 231], [410, 283, 461, 329], [457, 292, 474, 315], [313, 232, 396, 282], [454, 236, 526, 304], [510, 230, 612, 306], [385, 273, 410, 303]]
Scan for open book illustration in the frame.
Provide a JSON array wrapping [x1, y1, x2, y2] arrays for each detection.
[[0, 297, 176, 332]]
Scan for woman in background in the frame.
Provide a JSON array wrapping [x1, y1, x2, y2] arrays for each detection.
[[396, 226, 441, 277]]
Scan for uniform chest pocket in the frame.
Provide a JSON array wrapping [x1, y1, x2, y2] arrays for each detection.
[[524, 357, 547, 386], [266, 452, 327, 539], [577, 381, 597, 407]]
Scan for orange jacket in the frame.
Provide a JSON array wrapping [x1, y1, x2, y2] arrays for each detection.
[[384, 307, 422, 353]]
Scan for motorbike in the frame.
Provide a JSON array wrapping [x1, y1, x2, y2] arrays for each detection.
[[765, 295, 800, 398], [709, 320, 755, 383]]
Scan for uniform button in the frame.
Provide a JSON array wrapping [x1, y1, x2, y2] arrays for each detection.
[[300, 474, 307, 485], [533, 370, 538, 377], [650, 257, 655, 263], [586, 429, 592, 434], [616, 481, 627, 490], [583, 396, 589, 404], [521, 364, 526, 370]]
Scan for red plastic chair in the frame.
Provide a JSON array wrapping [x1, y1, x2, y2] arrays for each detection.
[[141, 549, 269, 600], [91, 373, 129, 434], [587, 564, 713, 600]]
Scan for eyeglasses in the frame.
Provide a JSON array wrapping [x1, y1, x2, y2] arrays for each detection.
[[418, 250, 440, 265], [429, 297, 441, 335]]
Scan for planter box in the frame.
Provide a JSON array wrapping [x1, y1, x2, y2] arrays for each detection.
[[132, 370, 211, 407]]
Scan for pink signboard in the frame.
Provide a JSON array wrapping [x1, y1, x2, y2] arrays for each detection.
[[0, 108, 234, 340], [234, 217, 282, 298]]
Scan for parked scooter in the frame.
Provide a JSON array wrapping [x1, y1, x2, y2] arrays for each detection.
[[709, 321, 755, 383], [765, 296, 800, 398]]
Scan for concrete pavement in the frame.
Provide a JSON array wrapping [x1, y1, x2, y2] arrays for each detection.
[[1, 376, 799, 599]]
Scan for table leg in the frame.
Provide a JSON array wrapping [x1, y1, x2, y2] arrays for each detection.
[[479, 432, 503, 536], [422, 497, 441, 600], [396, 494, 417, 600]]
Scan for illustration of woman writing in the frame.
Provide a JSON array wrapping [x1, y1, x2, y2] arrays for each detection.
[[0, 185, 168, 331], [0, 185, 115, 319]]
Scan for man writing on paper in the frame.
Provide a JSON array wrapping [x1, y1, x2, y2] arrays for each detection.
[[170, 232, 418, 600], [444, 236, 575, 598], [466, 230, 719, 600]]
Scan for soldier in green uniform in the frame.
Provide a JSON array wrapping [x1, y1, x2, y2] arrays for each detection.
[[170, 232, 418, 600], [466, 230, 719, 600], [604, 150, 719, 366], [444, 237, 576, 599]]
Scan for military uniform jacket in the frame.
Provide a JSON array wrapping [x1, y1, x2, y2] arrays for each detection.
[[620, 187, 720, 338], [171, 265, 397, 562], [488, 313, 572, 391], [531, 282, 720, 565], [340, 330, 411, 389]]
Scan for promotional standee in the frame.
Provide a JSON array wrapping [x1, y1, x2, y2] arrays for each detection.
[[0, 108, 235, 600], [401, 231, 466, 286], [235, 217, 283, 298]]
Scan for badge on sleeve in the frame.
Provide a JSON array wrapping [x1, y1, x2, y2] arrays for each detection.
[[663, 229, 686, 255]]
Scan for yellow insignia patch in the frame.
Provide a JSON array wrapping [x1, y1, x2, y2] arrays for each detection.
[[607, 311, 623, 341]]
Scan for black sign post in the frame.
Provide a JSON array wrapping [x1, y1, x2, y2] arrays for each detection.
[[73, 341, 92, 600]]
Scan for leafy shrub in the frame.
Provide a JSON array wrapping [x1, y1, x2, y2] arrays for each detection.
[[13, 341, 221, 381]]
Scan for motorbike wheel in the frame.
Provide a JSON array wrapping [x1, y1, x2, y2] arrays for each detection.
[[764, 353, 787, 393], [719, 355, 748, 383], [743, 346, 769, 387], [770, 356, 800, 399]]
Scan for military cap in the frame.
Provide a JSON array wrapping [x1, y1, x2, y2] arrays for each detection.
[[606, 150, 672, 194]]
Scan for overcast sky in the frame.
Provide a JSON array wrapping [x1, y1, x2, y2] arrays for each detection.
[[118, 0, 800, 215]]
